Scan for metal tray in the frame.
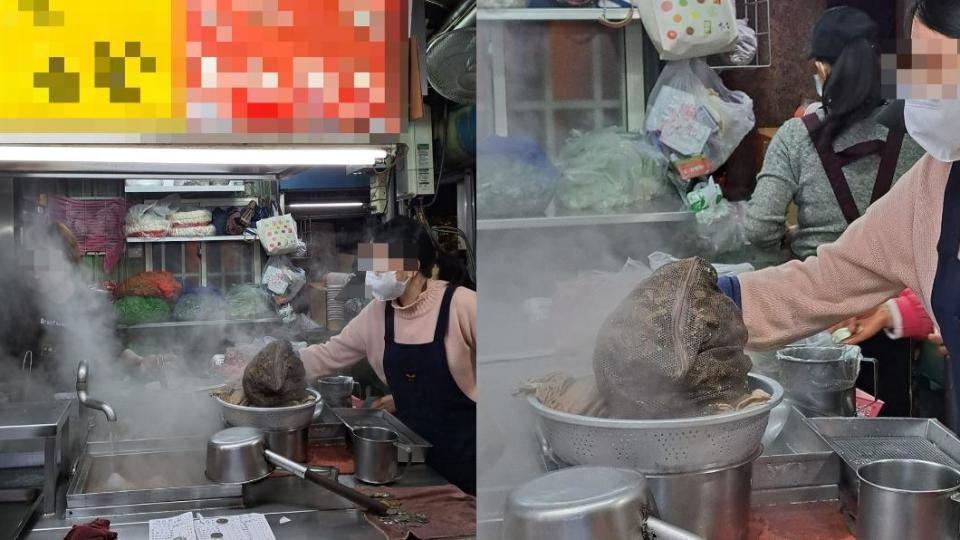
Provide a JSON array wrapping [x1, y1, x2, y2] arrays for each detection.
[[753, 406, 840, 505], [65, 438, 241, 512], [332, 408, 432, 463], [310, 406, 346, 441], [807, 417, 960, 517]]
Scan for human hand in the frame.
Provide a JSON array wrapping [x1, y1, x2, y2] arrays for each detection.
[[828, 305, 892, 345], [929, 333, 948, 357], [370, 394, 396, 414]]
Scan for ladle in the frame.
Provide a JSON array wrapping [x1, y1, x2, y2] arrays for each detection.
[[205, 427, 389, 515]]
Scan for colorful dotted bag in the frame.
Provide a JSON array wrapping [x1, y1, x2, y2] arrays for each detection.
[[638, 0, 738, 61], [256, 205, 299, 256]]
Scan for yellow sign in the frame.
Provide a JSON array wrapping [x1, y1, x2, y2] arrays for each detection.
[[0, 0, 183, 131]]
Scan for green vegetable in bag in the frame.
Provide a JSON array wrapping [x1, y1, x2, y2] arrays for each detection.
[[173, 292, 227, 321], [115, 296, 171, 325], [226, 284, 273, 320]]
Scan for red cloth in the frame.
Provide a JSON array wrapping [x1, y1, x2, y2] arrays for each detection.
[[360, 485, 476, 540], [48, 196, 127, 272], [307, 442, 355, 474], [63, 518, 117, 540]]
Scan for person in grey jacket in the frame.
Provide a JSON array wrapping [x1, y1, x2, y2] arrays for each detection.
[[744, 7, 925, 261]]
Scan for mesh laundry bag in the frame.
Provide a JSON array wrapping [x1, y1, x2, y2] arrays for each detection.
[[593, 257, 752, 419], [242, 340, 308, 407]]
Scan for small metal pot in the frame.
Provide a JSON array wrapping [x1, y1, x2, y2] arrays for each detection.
[[263, 427, 309, 463], [351, 426, 412, 485], [503, 466, 703, 540], [205, 427, 388, 515], [857, 459, 960, 540]]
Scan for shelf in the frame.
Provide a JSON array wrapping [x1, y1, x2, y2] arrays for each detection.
[[127, 235, 258, 243], [477, 211, 694, 231], [117, 318, 281, 330], [477, 7, 639, 21], [124, 185, 246, 193]]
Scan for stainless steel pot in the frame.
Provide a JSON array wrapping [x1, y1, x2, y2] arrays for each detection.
[[317, 376, 358, 408], [351, 426, 412, 485], [777, 346, 877, 417], [503, 466, 703, 540], [857, 459, 960, 540], [645, 449, 759, 540], [264, 427, 308, 463], [204, 427, 388, 515]]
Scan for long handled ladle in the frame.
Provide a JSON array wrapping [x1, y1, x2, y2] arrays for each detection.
[[205, 427, 389, 515]]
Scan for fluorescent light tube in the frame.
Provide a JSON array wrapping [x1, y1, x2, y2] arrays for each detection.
[[0, 146, 388, 166], [287, 202, 365, 209]]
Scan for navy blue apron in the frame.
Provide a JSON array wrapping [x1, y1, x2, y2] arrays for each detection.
[[383, 284, 477, 494], [931, 162, 960, 432]]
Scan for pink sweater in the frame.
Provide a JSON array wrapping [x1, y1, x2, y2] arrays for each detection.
[[298, 280, 477, 401], [740, 154, 948, 351]]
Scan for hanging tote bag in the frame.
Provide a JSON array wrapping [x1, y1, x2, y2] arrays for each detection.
[[256, 203, 299, 255], [638, 0, 739, 61]]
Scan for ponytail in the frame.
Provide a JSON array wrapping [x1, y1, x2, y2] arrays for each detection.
[[811, 38, 882, 148]]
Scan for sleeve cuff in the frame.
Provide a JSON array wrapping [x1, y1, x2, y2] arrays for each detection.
[[718, 276, 742, 310], [884, 298, 904, 340]]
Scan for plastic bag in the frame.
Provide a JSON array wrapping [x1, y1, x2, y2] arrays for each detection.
[[648, 251, 754, 277], [477, 136, 560, 219], [226, 284, 273, 320], [638, 0, 737, 61], [686, 179, 748, 256], [724, 19, 758, 66], [113, 272, 182, 300], [173, 292, 227, 321], [645, 59, 755, 184], [114, 296, 171, 325], [262, 256, 306, 298], [555, 128, 671, 214], [257, 214, 299, 255]]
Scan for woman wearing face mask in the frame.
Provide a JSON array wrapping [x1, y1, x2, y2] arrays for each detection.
[[744, 6, 924, 262], [717, 0, 960, 431], [298, 216, 476, 494]]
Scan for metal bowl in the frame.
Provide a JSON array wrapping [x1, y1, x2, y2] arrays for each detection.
[[529, 373, 784, 474], [215, 388, 321, 430]]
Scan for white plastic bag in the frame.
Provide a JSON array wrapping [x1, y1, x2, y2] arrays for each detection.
[[646, 59, 755, 183], [648, 251, 753, 277], [638, 0, 738, 61], [686, 179, 748, 256], [262, 256, 306, 299], [725, 19, 758, 66]]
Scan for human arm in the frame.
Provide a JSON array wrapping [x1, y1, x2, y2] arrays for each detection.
[[744, 124, 800, 251], [298, 303, 374, 378], [727, 158, 927, 350]]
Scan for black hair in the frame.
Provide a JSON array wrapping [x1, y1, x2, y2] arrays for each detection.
[[910, 0, 960, 39], [811, 37, 883, 148], [372, 216, 473, 289]]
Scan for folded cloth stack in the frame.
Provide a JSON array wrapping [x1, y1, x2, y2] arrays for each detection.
[[63, 518, 117, 540], [169, 209, 216, 237], [125, 214, 169, 237]]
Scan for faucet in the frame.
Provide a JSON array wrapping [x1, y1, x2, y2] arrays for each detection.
[[76, 360, 117, 422]]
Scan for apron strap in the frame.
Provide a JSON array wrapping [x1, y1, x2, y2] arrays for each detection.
[[384, 300, 396, 344], [433, 285, 458, 345], [801, 113, 900, 224], [872, 128, 905, 204]]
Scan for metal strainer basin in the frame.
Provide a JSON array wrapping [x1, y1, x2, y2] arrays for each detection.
[[529, 373, 783, 474], [215, 388, 321, 430]]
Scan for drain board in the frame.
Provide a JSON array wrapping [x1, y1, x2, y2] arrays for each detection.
[[828, 436, 960, 470]]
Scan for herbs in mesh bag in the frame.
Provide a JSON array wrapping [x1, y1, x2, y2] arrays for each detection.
[[172, 291, 227, 321], [113, 271, 182, 300], [593, 257, 754, 419], [114, 296, 171, 325], [226, 284, 273, 320], [555, 128, 671, 214], [242, 340, 308, 407]]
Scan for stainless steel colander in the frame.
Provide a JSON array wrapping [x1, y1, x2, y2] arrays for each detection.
[[215, 388, 321, 430], [529, 373, 783, 474]]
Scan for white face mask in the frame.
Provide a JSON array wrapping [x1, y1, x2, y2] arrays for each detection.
[[814, 74, 824, 97], [904, 99, 960, 162], [365, 271, 411, 302]]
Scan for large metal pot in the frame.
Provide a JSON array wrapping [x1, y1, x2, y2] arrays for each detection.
[[857, 459, 960, 540], [502, 466, 702, 540], [645, 449, 759, 540], [777, 346, 877, 417]]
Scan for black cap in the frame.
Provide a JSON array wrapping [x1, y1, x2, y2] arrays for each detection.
[[809, 7, 878, 62]]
